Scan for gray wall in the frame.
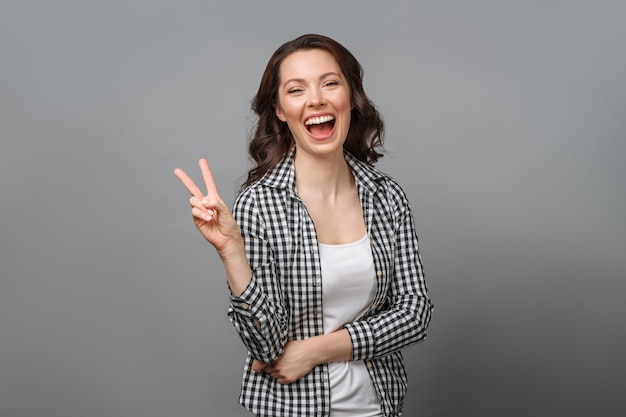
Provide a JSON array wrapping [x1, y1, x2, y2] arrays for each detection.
[[2, 1, 625, 416]]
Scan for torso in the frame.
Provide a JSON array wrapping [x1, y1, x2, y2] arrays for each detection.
[[318, 234, 383, 416]]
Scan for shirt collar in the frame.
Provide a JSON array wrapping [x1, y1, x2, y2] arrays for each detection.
[[258, 149, 385, 195]]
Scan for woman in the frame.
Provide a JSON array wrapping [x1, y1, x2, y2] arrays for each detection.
[[174, 34, 432, 417]]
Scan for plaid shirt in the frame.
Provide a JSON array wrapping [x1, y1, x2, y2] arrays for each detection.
[[228, 151, 433, 417]]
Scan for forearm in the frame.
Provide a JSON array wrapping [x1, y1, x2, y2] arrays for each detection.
[[345, 293, 432, 361], [219, 244, 252, 297], [253, 329, 353, 384], [227, 254, 289, 363], [309, 329, 353, 365]]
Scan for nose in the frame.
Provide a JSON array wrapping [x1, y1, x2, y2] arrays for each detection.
[[307, 87, 325, 107]]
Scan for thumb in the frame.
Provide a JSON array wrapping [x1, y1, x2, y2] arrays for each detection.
[[251, 359, 268, 372]]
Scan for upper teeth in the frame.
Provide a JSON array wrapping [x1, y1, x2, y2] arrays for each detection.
[[305, 115, 334, 126]]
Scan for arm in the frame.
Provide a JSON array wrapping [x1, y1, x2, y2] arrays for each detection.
[[344, 183, 433, 361], [227, 187, 289, 363], [252, 328, 352, 385], [174, 160, 288, 362]]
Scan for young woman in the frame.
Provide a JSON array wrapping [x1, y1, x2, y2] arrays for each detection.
[[174, 34, 432, 417]]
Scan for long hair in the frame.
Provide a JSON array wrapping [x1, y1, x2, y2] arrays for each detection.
[[243, 34, 385, 188]]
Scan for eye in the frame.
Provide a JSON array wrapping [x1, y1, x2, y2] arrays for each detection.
[[287, 87, 304, 94], [323, 81, 339, 88]]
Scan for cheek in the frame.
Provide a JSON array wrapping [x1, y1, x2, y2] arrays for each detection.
[[278, 99, 301, 120], [337, 92, 353, 112]]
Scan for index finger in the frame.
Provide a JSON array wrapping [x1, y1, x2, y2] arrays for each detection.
[[199, 158, 220, 200], [173, 167, 205, 199]]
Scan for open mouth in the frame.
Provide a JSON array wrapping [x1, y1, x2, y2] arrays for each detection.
[[305, 115, 335, 136]]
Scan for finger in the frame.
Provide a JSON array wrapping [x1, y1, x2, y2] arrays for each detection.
[[198, 159, 221, 201], [276, 376, 291, 385], [173, 168, 205, 199], [251, 360, 268, 372], [201, 194, 232, 218], [263, 364, 277, 375], [191, 206, 214, 222], [189, 196, 213, 211], [190, 198, 213, 220]]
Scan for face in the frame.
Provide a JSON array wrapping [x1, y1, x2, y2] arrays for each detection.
[[275, 49, 352, 160]]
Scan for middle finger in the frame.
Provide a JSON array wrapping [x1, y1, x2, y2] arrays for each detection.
[[199, 159, 220, 201]]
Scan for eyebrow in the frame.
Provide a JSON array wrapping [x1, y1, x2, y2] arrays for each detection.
[[282, 72, 342, 87]]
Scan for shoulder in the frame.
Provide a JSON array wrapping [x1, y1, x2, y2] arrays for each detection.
[[377, 176, 412, 222], [347, 154, 410, 204], [382, 174, 410, 204], [233, 180, 278, 216], [234, 153, 295, 210], [232, 184, 259, 228], [232, 178, 293, 229]]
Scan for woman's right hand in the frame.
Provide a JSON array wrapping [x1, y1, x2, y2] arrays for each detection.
[[173, 159, 243, 256]]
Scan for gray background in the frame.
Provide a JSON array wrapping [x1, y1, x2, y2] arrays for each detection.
[[1, 1, 625, 416]]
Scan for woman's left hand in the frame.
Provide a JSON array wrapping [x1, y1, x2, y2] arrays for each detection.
[[252, 339, 317, 384]]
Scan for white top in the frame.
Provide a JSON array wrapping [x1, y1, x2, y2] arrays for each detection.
[[318, 234, 383, 417]]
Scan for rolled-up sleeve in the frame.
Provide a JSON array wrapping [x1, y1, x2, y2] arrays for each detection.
[[227, 188, 288, 363]]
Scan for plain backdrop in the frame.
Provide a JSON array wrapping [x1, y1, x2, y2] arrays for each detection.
[[1, 1, 625, 416]]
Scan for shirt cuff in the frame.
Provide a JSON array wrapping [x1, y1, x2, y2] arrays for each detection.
[[229, 277, 264, 318], [344, 320, 375, 361]]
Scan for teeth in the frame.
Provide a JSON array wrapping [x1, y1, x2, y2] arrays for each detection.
[[305, 115, 335, 126]]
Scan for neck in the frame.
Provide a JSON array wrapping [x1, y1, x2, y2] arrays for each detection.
[[294, 150, 352, 200]]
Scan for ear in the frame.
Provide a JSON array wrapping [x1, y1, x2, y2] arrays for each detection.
[[275, 105, 287, 122]]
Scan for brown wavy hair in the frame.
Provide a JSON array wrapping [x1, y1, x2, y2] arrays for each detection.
[[243, 34, 385, 188]]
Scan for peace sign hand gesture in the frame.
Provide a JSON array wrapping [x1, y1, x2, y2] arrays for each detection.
[[173, 159, 243, 257]]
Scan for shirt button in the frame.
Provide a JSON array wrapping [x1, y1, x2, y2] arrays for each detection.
[[366, 361, 373, 368], [241, 302, 249, 310], [377, 270, 383, 278]]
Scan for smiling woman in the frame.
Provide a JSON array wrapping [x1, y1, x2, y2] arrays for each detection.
[[174, 34, 432, 417], [246, 34, 385, 188], [274, 49, 353, 161]]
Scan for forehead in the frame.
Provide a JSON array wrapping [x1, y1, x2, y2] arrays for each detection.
[[279, 49, 342, 83]]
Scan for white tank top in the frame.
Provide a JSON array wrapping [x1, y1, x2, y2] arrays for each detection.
[[318, 234, 383, 417]]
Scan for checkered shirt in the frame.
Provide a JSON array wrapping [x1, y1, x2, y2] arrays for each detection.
[[228, 151, 433, 417]]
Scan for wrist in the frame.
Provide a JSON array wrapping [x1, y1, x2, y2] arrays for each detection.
[[312, 329, 353, 365], [218, 240, 252, 297], [217, 236, 246, 262]]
